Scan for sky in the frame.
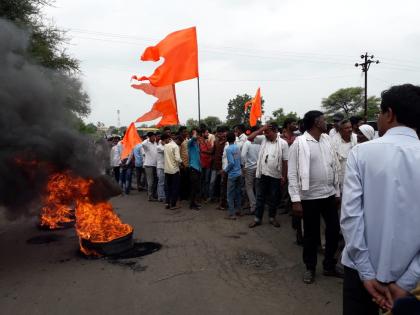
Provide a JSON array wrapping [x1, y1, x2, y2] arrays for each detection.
[[44, 0, 420, 127]]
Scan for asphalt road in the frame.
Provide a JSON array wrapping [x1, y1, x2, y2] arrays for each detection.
[[0, 191, 342, 315]]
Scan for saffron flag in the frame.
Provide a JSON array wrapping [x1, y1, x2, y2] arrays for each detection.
[[121, 122, 142, 159], [132, 27, 199, 87], [132, 83, 179, 127], [244, 88, 262, 127]]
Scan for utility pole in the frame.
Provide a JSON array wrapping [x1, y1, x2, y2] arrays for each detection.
[[355, 53, 379, 121], [117, 109, 121, 129]]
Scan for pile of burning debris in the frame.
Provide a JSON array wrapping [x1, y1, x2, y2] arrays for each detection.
[[39, 170, 134, 257], [0, 19, 140, 258]]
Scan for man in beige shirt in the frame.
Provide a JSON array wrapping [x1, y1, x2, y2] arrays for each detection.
[[162, 134, 182, 210], [178, 126, 190, 201]]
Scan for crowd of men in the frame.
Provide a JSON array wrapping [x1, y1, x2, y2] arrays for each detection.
[[109, 84, 420, 315]]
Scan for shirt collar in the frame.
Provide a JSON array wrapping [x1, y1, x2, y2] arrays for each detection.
[[384, 126, 418, 139], [303, 131, 319, 142]]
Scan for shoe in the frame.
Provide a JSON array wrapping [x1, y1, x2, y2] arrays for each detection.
[[303, 269, 315, 284], [235, 211, 244, 217], [148, 197, 158, 202], [269, 219, 280, 228], [217, 206, 226, 210], [170, 206, 181, 210], [190, 206, 200, 211], [165, 205, 170, 210], [323, 267, 344, 278], [224, 215, 237, 220], [248, 221, 261, 228]]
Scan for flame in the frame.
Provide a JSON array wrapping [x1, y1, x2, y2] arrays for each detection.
[[40, 171, 132, 256], [40, 172, 77, 229]]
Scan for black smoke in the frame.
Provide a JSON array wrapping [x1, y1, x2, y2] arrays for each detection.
[[0, 18, 119, 219]]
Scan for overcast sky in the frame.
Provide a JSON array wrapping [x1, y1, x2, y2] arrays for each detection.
[[44, 0, 420, 127]]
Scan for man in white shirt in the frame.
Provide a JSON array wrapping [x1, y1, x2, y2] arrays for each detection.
[[109, 136, 121, 183], [156, 133, 166, 202], [142, 132, 158, 201], [288, 110, 342, 284], [331, 119, 357, 193], [234, 124, 248, 153], [341, 84, 420, 314], [329, 112, 344, 138], [241, 126, 261, 214], [248, 123, 289, 228], [161, 134, 182, 210]]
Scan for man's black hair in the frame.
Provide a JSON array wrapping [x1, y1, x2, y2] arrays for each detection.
[[380, 84, 420, 129], [160, 134, 170, 141], [349, 116, 362, 127], [268, 122, 279, 132], [339, 119, 350, 127], [283, 117, 297, 129], [178, 126, 187, 133], [163, 126, 171, 131], [303, 110, 324, 131], [226, 131, 236, 143], [146, 132, 155, 138], [220, 125, 228, 132], [235, 124, 246, 133], [175, 135, 184, 143], [250, 126, 259, 133]]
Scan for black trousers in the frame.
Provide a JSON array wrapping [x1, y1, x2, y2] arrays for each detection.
[[113, 166, 120, 183], [179, 167, 190, 200], [301, 195, 339, 271], [343, 267, 379, 315], [189, 168, 201, 207], [254, 175, 281, 221], [165, 172, 180, 207]]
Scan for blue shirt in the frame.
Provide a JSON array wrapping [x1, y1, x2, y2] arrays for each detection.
[[188, 137, 201, 172], [224, 143, 241, 179], [133, 143, 143, 167], [341, 127, 420, 291]]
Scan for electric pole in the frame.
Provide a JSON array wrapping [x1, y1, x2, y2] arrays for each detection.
[[355, 53, 379, 121], [117, 109, 121, 129]]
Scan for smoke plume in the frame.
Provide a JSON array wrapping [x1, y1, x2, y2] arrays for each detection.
[[0, 18, 118, 219]]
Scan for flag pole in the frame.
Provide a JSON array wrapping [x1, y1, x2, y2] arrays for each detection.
[[197, 77, 201, 124], [172, 84, 180, 125]]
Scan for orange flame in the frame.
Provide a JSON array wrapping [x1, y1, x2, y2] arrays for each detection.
[[40, 172, 77, 229], [40, 171, 132, 256]]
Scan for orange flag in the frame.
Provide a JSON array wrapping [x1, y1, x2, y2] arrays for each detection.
[[244, 88, 262, 127], [121, 122, 142, 159], [132, 27, 199, 87], [132, 83, 179, 127]]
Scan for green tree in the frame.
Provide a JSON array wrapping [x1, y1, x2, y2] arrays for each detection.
[[0, 0, 90, 117], [186, 118, 199, 128], [270, 108, 300, 127], [226, 94, 265, 127], [321, 87, 380, 120], [202, 116, 222, 131]]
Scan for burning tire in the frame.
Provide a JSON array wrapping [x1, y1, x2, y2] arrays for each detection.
[[80, 231, 134, 256]]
